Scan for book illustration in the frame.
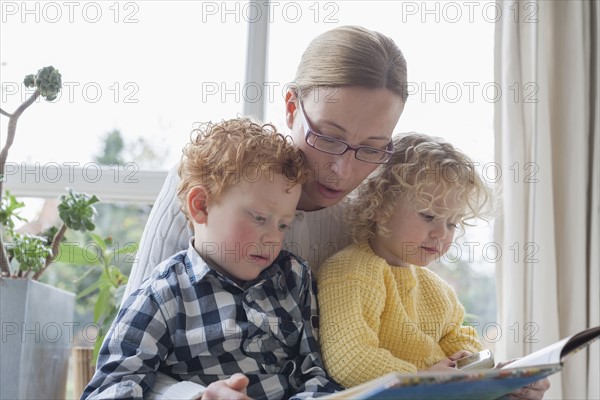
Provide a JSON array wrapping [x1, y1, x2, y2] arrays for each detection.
[[325, 366, 559, 400]]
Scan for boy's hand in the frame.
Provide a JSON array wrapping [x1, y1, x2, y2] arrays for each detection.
[[202, 373, 251, 400]]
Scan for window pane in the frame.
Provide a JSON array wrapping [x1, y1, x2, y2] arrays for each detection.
[[265, 1, 494, 162], [0, 1, 248, 169]]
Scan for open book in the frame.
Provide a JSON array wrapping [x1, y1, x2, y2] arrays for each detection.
[[323, 325, 600, 400]]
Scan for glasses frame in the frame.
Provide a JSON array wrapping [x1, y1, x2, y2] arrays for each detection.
[[297, 99, 394, 164]]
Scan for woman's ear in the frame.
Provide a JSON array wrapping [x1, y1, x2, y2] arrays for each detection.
[[285, 88, 297, 129], [187, 186, 209, 224]]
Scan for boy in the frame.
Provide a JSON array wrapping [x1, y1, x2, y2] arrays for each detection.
[[82, 118, 339, 399]]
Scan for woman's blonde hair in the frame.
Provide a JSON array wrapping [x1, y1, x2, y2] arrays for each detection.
[[347, 133, 493, 243], [177, 118, 309, 221], [293, 26, 408, 102]]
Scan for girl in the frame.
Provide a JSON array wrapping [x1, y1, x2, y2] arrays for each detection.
[[318, 133, 493, 388]]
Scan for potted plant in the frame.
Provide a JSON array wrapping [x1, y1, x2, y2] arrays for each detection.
[[59, 233, 136, 395], [0, 66, 100, 399]]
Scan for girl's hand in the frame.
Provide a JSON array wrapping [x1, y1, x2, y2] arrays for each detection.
[[420, 357, 458, 373], [420, 350, 475, 373], [448, 350, 474, 362]]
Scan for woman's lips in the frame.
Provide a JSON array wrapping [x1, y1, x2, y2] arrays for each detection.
[[316, 182, 345, 200]]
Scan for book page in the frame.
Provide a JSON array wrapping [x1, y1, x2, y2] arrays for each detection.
[[501, 338, 569, 369], [501, 326, 600, 369]]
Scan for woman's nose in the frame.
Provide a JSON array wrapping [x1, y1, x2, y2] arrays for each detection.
[[327, 152, 356, 183]]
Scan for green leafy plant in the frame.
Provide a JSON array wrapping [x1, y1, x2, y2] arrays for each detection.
[[57, 235, 137, 358], [0, 66, 99, 279], [0, 66, 139, 366]]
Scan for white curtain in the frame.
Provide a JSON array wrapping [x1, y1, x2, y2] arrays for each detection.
[[494, 1, 599, 399]]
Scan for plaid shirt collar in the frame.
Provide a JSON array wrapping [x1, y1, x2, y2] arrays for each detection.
[[186, 239, 285, 291]]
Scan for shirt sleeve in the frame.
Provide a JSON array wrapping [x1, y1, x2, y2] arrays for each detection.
[[122, 164, 191, 303], [289, 268, 343, 399], [81, 288, 173, 399]]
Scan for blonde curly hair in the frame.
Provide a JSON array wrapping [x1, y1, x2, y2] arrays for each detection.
[[177, 118, 309, 222], [347, 133, 493, 243]]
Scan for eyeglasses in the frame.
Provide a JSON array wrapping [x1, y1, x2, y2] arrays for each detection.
[[297, 99, 394, 164]]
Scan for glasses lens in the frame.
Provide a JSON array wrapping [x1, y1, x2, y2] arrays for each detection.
[[356, 148, 391, 163], [311, 134, 347, 154]]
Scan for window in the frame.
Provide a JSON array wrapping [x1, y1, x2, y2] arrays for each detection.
[[1, 1, 249, 168], [2, 2, 499, 392], [1, 5, 250, 395]]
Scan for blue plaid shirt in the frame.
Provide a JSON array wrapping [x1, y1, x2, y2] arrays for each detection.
[[82, 243, 340, 399]]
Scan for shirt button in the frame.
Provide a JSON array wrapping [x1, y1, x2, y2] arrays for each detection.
[[295, 212, 304, 222]]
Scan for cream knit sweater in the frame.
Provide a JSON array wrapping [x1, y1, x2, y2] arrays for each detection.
[[317, 241, 483, 389]]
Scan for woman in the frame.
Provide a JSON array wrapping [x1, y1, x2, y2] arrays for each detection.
[[124, 26, 548, 400], [125, 25, 406, 293]]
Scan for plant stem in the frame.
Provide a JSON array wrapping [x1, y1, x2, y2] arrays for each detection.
[[0, 234, 11, 276], [0, 90, 41, 277], [32, 223, 67, 280], [0, 108, 11, 118], [0, 90, 41, 201]]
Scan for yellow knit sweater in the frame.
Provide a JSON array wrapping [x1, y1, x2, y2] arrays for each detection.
[[317, 241, 483, 389]]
